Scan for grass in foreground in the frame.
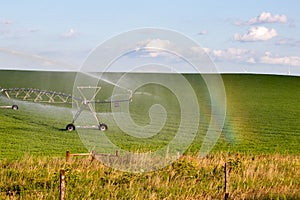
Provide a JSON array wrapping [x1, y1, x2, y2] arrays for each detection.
[[0, 153, 299, 199]]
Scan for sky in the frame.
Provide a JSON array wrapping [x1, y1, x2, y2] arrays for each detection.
[[1, 0, 300, 75]]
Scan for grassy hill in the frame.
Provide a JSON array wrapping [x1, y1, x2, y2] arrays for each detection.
[[0, 70, 300, 159], [219, 74, 300, 154]]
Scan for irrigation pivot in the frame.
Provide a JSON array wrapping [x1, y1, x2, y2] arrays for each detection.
[[0, 88, 19, 110], [0, 104, 19, 110], [0, 86, 133, 131]]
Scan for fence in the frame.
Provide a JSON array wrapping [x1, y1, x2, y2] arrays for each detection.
[[65, 150, 119, 162], [60, 152, 231, 199], [60, 150, 119, 199]]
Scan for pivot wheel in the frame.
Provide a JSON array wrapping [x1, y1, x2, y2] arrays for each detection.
[[99, 123, 108, 131], [66, 123, 76, 131], [12, 105, 18, 110]]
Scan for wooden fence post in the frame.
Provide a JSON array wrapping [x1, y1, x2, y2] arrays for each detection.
[[60, 169, 66, 200], [66, 151, 70, 162], [91, 150, 96, 162], [224, 162, 229, 200]]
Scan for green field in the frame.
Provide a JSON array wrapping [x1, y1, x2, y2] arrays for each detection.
[[0, 70, 299, 158], [0, 70, 300, 199]]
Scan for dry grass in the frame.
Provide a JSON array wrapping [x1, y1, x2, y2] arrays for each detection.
[[1, 153, 300, 199]]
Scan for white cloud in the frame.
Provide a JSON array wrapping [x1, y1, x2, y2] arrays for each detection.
[[0, 19, 39, 38], [198, 30, 207, 35], [205, 48, 256, 64], [29, 28, 40, 33], [248, 12, 288, 25], [196, 46, 300, 68], [234, 26, 277, 42], [246, 57, 256, 64], [260, 52, 300, 67], [61, 28, 80, 38], [0, 28, 39, 39], [236, 12, 288, 25], [135, 39, 173, 58], [1, 20, 13, 25], [275, 38, 300, 47], [143, 39, 171, 49]]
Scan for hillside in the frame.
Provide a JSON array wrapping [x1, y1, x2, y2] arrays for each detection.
[[0, 70, 299, 159]]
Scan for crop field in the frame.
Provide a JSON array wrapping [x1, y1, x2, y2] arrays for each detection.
[[0, 70, 300, 199]]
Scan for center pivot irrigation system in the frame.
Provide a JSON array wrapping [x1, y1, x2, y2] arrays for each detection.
[[0, 86, 133, 132]]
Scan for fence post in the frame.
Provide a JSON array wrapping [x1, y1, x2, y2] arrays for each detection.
[[66, 151, 70, 162], [165, 145, 169, 160], [60, 169, 66, 200], [224, 162, 229, 200], [91, 150, 95, 162]]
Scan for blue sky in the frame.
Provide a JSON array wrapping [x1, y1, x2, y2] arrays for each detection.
[[1, 0, 300, 74]]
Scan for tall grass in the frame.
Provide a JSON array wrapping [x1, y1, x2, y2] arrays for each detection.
[[0, 153, 299, 199]]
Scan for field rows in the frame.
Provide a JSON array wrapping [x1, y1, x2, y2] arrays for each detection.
[[0, 71, 300, 159]]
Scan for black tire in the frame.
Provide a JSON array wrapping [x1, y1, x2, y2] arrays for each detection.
[[12, 105, 18, 110], [66, 123, 75, 131], [99, 123, 108, 131]]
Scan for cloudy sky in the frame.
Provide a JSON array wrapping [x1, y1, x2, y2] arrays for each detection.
[[1, 0, 300, 75]]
